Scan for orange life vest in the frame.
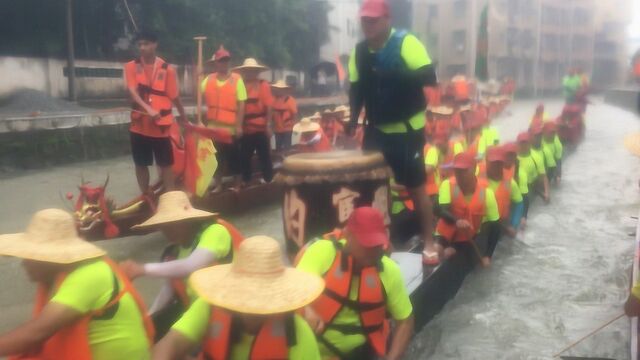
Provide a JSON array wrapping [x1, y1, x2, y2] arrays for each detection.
[[452, 79, 469, 101], [272, 96, 296, 133], [311, 242, 389, 357], [130, 57, 174, 127], [243, 80, 269, 134], [201, 308, 293, 360], [491, 179, 512, 221], [204, 73, 240, 126], [163, 219, 244, 308], [10, 258, 154, 360], [435, 178, 487, 243]]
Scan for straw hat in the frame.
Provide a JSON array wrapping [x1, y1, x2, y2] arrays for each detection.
[[190, 236, 324, 314], [233, 58, 269, 72], [0, 209, 106, 264], [132, 191, 217, 230], [334, 105, 348, 113], [624, 132, 640, 157], [293, 117, 320, 133], [309, 112, 321, 121], [271, 80, 290, 89], [431, 106, 454, 116]]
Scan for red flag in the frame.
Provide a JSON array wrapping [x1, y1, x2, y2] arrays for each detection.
[[335, 54, 346, 83]]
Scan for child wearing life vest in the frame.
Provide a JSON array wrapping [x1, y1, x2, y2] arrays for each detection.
[[153, 236, 323, 360], [271, 80, 298, 151], [292, 117, 332, 153]]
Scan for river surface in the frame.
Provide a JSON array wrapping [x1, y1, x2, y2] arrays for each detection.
[[0, 99, 638, 359]]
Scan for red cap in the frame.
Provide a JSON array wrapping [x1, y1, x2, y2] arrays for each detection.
[[452, 151, 477, 169], [502, 142, 518, 154], [214, 45, 231, 61], [345, 207, 389, 248], [530, 124, 543, 135], [486, 146, 506, 163], [543, 121, 556, 134], [516, 132, 530, 143], [359, 0, 390, 18]]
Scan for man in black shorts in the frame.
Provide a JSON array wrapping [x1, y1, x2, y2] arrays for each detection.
[[346, 0, 439, 261], [124, 31, 186, 197]]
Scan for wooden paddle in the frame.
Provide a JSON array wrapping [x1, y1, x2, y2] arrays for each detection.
[[193, 36, 207, 124], [553, 313, 625, 358]]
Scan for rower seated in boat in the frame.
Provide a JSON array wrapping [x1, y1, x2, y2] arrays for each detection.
[[119, 191, 243, 339], [296, 207, 414, 360], [434, 152, 500, 266]]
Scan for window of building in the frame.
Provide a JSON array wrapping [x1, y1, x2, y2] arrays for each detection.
[[453, 0, 467, 18], [453, 30, 466, 54], [428, 4, 438, 18]]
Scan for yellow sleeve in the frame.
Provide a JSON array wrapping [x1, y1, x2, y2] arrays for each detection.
[[425, 147, 439, 167], [400, 34, 432, 70], [534, 152, 546, 175], [50, 260, 113, 313], [510, 179, 523, 203], [236, 77, 248, 101], [197, 223, 232, 260], [518, 168, 529, 195], [380, 257, 413, 321], [483, 188, 500, 223], [289, 315, 322, 360], [296, 240, 336, 276], [453, 142, 464, 155], [348, 49, 358, 83], [438, 179, 452, 205], [171, 298, 211, 343], [632, 283, 640, 300], [200, 76, 209, 94], [554, 135, 564, 159]]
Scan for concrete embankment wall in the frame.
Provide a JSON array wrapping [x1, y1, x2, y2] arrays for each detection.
[[604, 87, 639, 114], [0, 56, 306, 100]]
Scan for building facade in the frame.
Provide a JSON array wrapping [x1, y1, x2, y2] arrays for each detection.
[[412, 0, 630, 94]]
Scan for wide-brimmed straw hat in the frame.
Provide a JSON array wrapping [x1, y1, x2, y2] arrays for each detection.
[[293, 117, 320, 133], [430, 106, 454, 116], [133, 191, 217, 230], [625, 132, 640, 157], [190, 235, 324, 314], [233, 58, 269, 72], [309, 111, 322, 121], [0, 209, 106, 264], [271, 80, 290, 89]]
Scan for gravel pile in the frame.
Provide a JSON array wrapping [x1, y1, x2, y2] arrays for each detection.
[[0, 88, 89, 116]]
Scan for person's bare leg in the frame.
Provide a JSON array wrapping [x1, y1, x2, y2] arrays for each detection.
[[160, 166, 175, 191], [408, 186, 435, 252], [135, 166, 150, 194]]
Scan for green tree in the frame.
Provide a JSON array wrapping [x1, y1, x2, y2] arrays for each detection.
[[0, 0, 329, 70]]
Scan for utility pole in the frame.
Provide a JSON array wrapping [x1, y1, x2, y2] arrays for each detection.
[[66, 0, 77, 101]]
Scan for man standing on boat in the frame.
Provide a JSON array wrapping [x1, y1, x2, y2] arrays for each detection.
[[235, 58, 275, 187], [124, 31, 187, 199], [346, 0, 439, 262], [202, 45, 246, 192], [297, 207, 414, 360]]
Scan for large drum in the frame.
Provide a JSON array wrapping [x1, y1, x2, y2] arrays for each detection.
[[276, 150, 393, 255]]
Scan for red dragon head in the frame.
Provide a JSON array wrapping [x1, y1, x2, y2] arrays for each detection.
[[71, 175, 120, 239]]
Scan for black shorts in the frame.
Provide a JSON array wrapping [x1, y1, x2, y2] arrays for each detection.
[[130, 132, 173, 167], [363, 127, 426, 188]]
